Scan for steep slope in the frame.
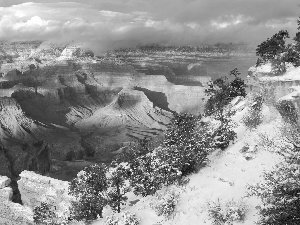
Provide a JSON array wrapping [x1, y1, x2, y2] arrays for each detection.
[[92, 97, 286, 225]]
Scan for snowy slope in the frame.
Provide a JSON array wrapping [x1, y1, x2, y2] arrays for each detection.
[[92, 98, 286, 225]]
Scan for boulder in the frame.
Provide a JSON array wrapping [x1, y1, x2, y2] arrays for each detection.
[[0, 187, 13, 201], [0, 176, 11, 188]]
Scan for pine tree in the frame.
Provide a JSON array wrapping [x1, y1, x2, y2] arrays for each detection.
[[69, 164, 108, 220], [213, 111, 237, 150], [107, 163, 130, 213], [204, 68, 246, 116], [256, 30, 289, 61]]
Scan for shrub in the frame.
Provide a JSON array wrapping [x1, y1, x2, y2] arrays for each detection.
[[207, 199, 248, 225], [248, 161, 300, 225], [151, 188, 180, 219], [276, 100, 298, 124], [114, 138, 155, 164], [33, 202, 58, 225], [129, 150, 183, 197], [163, 113, 211, 175], [212, 112, 237, 150], [69, 164, 108, 221], [105, 211, 140, 225], [204, 68, 246, 116], [242, 95, 263, 130]]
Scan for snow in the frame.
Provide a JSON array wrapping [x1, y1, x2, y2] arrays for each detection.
[[259, 67, 300, 81], [92, 100, 285, 225]]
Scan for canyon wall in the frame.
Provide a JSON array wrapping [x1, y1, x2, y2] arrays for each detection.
[[247, 65, 300, 120]]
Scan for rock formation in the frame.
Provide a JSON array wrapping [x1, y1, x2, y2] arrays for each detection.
[[18, 171, 71, 220], [247, 64, 300, 122], [0, 175, 33, 225]]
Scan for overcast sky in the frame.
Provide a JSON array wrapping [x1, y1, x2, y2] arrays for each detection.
[[0, 0, 299, 52]]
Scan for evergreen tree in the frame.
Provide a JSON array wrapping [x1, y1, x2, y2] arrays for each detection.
[[129, 150, 182, 197], [213, 111, 237, 150], [163, 113, 211, 175], [204, 68, 246, 116], [69, 164, 108, 221], [256, 30, 289, 61], [107, 163, 130, 213]]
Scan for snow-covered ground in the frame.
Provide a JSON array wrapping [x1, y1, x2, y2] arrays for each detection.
[[92, 99, 286, 225]]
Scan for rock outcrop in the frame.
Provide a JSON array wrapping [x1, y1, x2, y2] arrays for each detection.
[[17, 171, 71, 216], [0, 175, 33, 225], [0, 176, 12, 201], [247, 65, 300, 122]]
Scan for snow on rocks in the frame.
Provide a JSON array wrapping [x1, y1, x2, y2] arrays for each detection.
[[0, 176, 13, 201], [0, 175, 10, 188], [0, 175, 34, 224]]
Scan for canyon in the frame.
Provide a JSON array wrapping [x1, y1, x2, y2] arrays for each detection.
[[0, 41, 213, 183], [0, 41, 263, 224]]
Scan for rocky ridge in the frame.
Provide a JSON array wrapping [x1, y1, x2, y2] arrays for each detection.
[[247, 64, 300, 118]]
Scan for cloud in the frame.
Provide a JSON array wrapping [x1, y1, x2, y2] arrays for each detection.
[[0, 1, 299, 53]]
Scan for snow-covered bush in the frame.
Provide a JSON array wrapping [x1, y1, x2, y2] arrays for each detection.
[[129, 149, 183, 197], [207, 199, 248, 225], [33, 202, 59, 225], [276, 100, 298, 124], [242, 95, 263, 130], [212, 112, 237, 150], [204, 68, 246, 116], [151, 188, 180, 219], [163, 113, 212, 175], [248, 160, 300, 224], [105, 211, 140, 225]]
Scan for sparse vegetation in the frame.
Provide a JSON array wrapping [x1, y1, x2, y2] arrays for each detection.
[[207, 199, 248, 225], [151, 188, 180, 219], [105, 212, 140, 225]]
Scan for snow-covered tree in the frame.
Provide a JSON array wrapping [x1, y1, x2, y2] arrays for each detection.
[[256, 30, 289, 62], [163, 113, 210, 175], [213, 111, 237, 150], [129, 149, 182, 197], [69, 164, 108, 220], [248, 161, 300, 224], [107, 162, 131, 213], [204, 68, 246, 116]]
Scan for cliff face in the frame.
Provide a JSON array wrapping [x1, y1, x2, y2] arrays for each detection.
[[17, 171, 71, 221], [247, 65, 300, 121], [0, 175, 33, 225]]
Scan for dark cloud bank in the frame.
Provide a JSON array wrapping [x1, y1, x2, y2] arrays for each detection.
[[0, 0, 299, 53]]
